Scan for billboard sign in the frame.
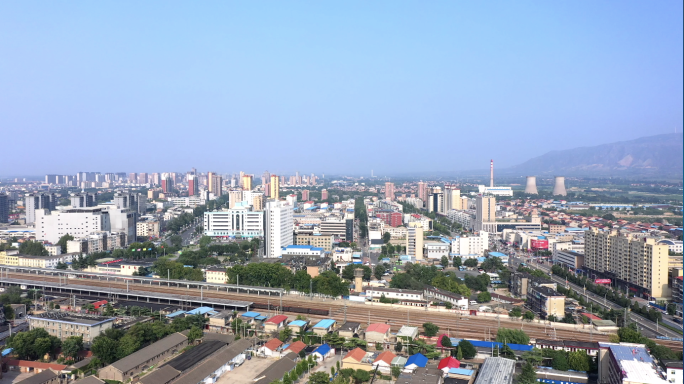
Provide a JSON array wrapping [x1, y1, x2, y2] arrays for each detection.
[[530, 239, 549, 250], [595, 279, 611, 284]]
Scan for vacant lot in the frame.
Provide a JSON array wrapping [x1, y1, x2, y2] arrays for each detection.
[[216, 356, 275, 384]]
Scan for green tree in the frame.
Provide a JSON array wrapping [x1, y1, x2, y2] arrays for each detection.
[[517, 362, 537, 384], [453, 257, 462, 269], [187, 326, 203, 343], [463, 258, 478, 268], [7, 329, 61, 360], [383, 232, 391, 243], [199, 236, 213, 248], [61, 336, 84, 360], [496, 329, 529, 345], [440, 256, 449, 268], [395, 341, 403, 353], [57, 234, 74, 254], [523, 311, 535, 321], [509, 307, 522, 318], [457, 340, 477, 359], [19, 240, 49, 256], [521, 348, 544, 365], [342, 264, 372, 281], [422, 322, 439, 337], [373, 264, 385, 281], [3, 304, 14, 320], [169, 235, 183, 248], [477, 291, 491, 303], [279, 327, 293, 342], [568, 351, 591, 372], [440, 335, 452, 348], [352, 369, 371, 384], [391, 366, 402, 379], [309, 372, 330, 384], [55, 261, 68, 270]]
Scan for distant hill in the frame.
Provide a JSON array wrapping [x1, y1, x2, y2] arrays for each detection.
[[507, 133, 683, 177]]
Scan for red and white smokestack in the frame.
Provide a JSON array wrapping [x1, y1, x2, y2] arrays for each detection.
[[490, 159, 494, 188]]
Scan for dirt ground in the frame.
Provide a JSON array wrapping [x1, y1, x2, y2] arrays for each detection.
[[216, 356, 276, 384]]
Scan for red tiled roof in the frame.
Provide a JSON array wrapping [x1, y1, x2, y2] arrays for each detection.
[[438, 356, 460, 370], [366, 323, 390, 334], [374, 350, 397, 365], [263, 338, 283, 351], [285, 341, 307, 354], [582, 312, 602, 321], [343, 347, 366, 362], [266, 315, 288, 324], [6, 360, 67, 371]]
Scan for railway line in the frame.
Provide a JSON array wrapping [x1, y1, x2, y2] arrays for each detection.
[[2, 271, 681, 351]]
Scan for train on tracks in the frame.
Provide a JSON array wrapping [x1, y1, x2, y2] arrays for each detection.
[[251, 302, 329, 316]]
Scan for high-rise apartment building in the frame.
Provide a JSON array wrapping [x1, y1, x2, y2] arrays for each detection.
[[406, 223, 424, 260], [161, 173, 174, 193], [188, 175, 198, 196], [70, 192, 96, 208], [208, 172, 222, 197], [264, 200, 293, 258], [417, 182, 428, 204], [585, 228, 672, 299], [321, 189, 328, 201], [427, 187, 445, 214], [228, 190, 243, 209], [262, 171, 270, 186], [301, 190, 310, 201], [242, 175, 253, 191], [25, 192, 56, 224], [128, 173, 137, 183], [252, 193, 264, 211], [0, 193, 9, 223], [269, 175, 280, 200], [475, 195, 496, 232], [385, 182, 395, 201], [444, 185, 461, 211]]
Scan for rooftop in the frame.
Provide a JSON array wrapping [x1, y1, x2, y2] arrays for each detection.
[[473, 357, 516, 384]]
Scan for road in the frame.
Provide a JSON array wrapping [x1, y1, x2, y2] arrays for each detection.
[[510, 254, 683, 339], [163, 217, 202, 248]]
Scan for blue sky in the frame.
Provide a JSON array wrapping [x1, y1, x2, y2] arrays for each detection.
[[2, 2, 682, 176]]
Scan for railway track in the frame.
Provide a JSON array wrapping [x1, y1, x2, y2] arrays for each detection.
[[4, 272, 681, 351]]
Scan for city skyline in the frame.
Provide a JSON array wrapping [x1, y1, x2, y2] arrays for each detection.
[[1, 2, 682, 175]]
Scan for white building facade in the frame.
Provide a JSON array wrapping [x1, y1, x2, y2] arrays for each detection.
[[264, 200, 294, 258], [204, 205, 264, 238]]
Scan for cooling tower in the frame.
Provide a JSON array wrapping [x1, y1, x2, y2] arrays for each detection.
[[524, 176, 538, 194], [552, 176, 567, 196]]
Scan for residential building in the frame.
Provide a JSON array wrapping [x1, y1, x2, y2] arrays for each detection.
[[161, 173, 174, 193], [423, 286, 469, 310], [510, 272, 557, 297], [597, 342, 670, 384], [321, 218, 347, 240], [264, 200, 293, 258], [364, 287, 425, 306], [673, 275, 683, 317], [70, 192, 96, 208], [168, 196, 205, 207], [258, 338, 283, 357], [417, 182, 428, 203], [204, 205, 264, 239], [424, 241, 450, 259], [0, 193, 9, 223], [242, 175, 253, 191], [269, 175, 280, 201], [364, 323, 391, 343], [373, 351, 397, 375], [98, 332, 188, 382], [527, 285, 565, 320], [294, 234, 334, 251], [15, 368, 63, 384], [188, 175, 198, 196], [338, 322, 361, 339], [25, 192, 56, 224], [205, 267, 227, 284], [475, 195, 496, 233], [385, 182, 395, 201], [450, 232, 489, 258], [658, 239, 683, 254], [342, 348, 372, 371], [264, 315, 288, 332], [585, 228, 672, 299], [136, 218, 160, 239], [406, 224, 424, 260], [447, 209, 474, 230], [427, 188, 444, 214], [28, 313, 115, 345], [19, 254, 77, 269]]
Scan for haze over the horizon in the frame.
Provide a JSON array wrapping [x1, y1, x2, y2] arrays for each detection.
[[2, 2, 682, 176]]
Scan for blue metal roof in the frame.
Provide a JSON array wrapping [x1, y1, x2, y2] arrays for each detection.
[[289, 320, 308, 327], [1, 348, 13, 357], [465, 339, 533, 351], [313, 319, 336, 329], [166, 310, 186, 318], [313, 344, 332, 355], [405, 353, 428, 368], [600, 343, 653, 363], [448, 368, 474, 376], [488, 252, 507, 257], [242, 311, 260, 318], [186, 306, 214, 315], [255, 315, 268, 321]]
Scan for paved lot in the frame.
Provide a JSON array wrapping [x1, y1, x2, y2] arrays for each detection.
[[3, 370, 33, 384], [216, 357, 275, 384]]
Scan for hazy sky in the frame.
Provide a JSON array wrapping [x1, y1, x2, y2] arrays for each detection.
[[2, 2, 682, 177]]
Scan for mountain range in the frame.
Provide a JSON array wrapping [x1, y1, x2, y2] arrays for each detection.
[[506, 133, 683, 178]]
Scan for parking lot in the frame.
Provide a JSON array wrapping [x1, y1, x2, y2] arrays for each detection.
[[216, 356, 275, 384]]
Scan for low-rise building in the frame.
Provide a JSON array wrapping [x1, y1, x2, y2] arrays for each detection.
[[527, 285, 565, 320], [510, 272, 556, 297], [287, 319, 308, 334], [207, 311, 233, 334], [364, 323, 391, 344], [396, 326, 419, 340], [364, 287, 424, 306], [553, 250, 585, 270], [263, 315, 288, 332], [258, 338, 283, 357], [342, 348, 372, 371], [473, 357, 516, 384], [19, 253, 78, 269], [424, 286, 468, 310], [205, 267, 227, 284], [312, 319, 336, 336], [338, 322, 361, 339], [281, 245, 325, 258], [373, 351, 397, 374], [98, 332, 188, 382], [136, 218, 160, 239], [28, 313, 115, 345], [294, 234, 334, 252]]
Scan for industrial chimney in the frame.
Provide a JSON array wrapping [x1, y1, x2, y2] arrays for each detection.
[[490, 159, 494, 188], [552, 176, 567, 196], [524, 176, 538, 194]]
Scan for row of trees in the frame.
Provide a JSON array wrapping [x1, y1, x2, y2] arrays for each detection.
[[91, 316, 205, 365], [354, 198, 368, 240], [225, 263, 350, 297], [390, 263, 472, 297]]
